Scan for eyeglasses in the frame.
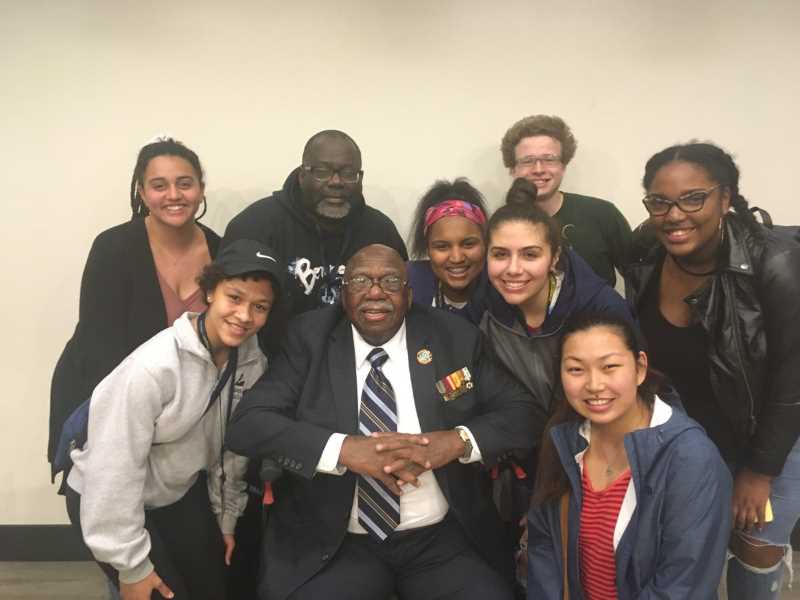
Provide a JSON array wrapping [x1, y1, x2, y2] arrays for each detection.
[[515, 154, 562, 168], [301, 165, 363, 184], [343, 274, 407, 294], [642, 185, 722, 216]]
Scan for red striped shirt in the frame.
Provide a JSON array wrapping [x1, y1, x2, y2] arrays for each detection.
[[579, 466, 632, 600]]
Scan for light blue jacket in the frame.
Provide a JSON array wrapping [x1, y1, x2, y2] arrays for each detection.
[[528, 399, 732, 599]]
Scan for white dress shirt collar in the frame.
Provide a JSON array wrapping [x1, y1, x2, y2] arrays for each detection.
[[351, 320, 408, 370]]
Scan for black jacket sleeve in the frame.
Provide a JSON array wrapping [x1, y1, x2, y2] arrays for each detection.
[[226, 316, 335, 480], [747, 238, 800, 474]]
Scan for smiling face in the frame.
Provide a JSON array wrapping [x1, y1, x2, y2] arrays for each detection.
[[487, 220, 558, 318], [427, 215, 485, 302], [560, 325, 648, 428], [342, 245, 410, 346], [205, 277, 275, 350], [647, 160, 731, 264], [511, 135, 566, 203], [298, 135, 362, 221], [139, 155, 204, 229]]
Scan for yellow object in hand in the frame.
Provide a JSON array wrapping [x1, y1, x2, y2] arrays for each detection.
[[764, 498, 774, 523]]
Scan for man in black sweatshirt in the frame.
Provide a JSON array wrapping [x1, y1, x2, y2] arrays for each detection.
[[223, 129, 407, 322], [221, 130, 408, 598]]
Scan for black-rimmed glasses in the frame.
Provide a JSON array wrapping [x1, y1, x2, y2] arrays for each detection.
[[301, 165, 363, 184], [343, 274, 407, 294], [642, 185, 722, 216]]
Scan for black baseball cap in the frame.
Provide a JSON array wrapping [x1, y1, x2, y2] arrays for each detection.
[[215, 239, 284, 295]]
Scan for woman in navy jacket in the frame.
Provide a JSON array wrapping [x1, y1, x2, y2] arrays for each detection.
[[527, 312, 732, 599]]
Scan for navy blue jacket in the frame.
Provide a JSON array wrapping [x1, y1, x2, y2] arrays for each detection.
[[407, 259, 475, 319], [528, 403, 732, 599], [472, 249, 634, 414]]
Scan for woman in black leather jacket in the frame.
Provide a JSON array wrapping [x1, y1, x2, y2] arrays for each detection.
[[626, 142, 800, 600]]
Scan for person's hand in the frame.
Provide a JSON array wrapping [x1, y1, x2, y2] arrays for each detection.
[[381, 430, 465, 477], [223, 533, 235, 566], [732, 467, 772, 532], [339, 434, 429, 494], [120, 570, 174, 600], [372, 432, 432, 476]]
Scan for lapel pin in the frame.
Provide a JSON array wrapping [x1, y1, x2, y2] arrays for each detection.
[[416, 348, 433, 365]]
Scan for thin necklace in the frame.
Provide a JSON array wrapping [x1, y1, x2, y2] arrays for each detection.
[[670, 255, 717, 277]]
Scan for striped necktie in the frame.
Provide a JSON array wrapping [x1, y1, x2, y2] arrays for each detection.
[[357, 347, 400, 541]]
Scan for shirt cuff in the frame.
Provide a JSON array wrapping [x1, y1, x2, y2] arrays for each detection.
[[218, 512, 238, 535], [456, 426, 482, 463], [118, 557, 154, 585], [316, 433, 348, 474]]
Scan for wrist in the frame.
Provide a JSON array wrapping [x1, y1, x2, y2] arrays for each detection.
[[741, 467, 774, 482], [454, 427, 472, 461], [339, 436, 355, 469]]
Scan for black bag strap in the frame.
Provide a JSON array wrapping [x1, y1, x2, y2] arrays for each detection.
[[197, 311, 238, 418]]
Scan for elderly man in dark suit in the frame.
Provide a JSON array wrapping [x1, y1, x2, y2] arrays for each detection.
[[227, 244, 544, 600]]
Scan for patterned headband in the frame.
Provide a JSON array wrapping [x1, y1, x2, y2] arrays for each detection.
[[423, 199, 487, 235]]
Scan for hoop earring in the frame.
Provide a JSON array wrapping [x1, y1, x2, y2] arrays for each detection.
[[196, 196, 207, 221]]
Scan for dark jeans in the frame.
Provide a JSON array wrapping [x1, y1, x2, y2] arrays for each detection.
[[65, 473, 226, 600]]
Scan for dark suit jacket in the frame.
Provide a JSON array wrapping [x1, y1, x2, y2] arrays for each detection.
[[227, 304, 543, 600]]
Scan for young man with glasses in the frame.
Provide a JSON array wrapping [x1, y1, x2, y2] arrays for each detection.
[[223, 130, 407, 334], [501, 114, 632, 287]]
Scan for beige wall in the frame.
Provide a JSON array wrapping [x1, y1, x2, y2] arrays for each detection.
[[2, 1, 798, 524]]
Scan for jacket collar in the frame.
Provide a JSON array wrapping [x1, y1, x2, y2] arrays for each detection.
[[723, 216, 756, 276], [550, 395, 698, 497], [325, 304, 444, 442]]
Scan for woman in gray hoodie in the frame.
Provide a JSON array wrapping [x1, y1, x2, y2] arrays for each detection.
[[65, 239, 283, 600]]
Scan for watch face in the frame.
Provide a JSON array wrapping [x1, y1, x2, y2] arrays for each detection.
[[457, 429, 472, 459]]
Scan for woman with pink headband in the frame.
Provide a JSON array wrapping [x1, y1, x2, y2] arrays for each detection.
[[407, 178, 489, 316]]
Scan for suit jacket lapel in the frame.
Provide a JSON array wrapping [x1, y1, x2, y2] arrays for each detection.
[[406, 309, 444, 433], [406, 308, 453, 499], [328, 316, 359, 435]]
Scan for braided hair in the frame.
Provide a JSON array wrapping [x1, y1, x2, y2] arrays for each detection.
[[129, 138, 205, 220], [642, 141, 761, 236]]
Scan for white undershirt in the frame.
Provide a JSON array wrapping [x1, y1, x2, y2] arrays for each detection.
[[316, 320, 481, 533]]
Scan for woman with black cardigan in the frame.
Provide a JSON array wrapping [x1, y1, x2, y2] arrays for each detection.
[[50, 137, 219, 469]]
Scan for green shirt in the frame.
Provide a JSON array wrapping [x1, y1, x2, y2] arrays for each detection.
[[554, 193, 632, 287]]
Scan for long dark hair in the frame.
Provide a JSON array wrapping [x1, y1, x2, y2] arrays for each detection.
[[642, 141, 761, 237], [129, 137, 206, 220], [408, 178, 488, 259], [533, 312, 666, 506]]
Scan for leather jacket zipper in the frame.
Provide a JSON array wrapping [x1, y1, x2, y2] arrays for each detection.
[[721, 275, 757, 435]]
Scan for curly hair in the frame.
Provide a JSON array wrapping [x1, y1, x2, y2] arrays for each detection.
[[643, 141, 761, 237], [500, 115, 578, 169], [408, 178, 488, 259]]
